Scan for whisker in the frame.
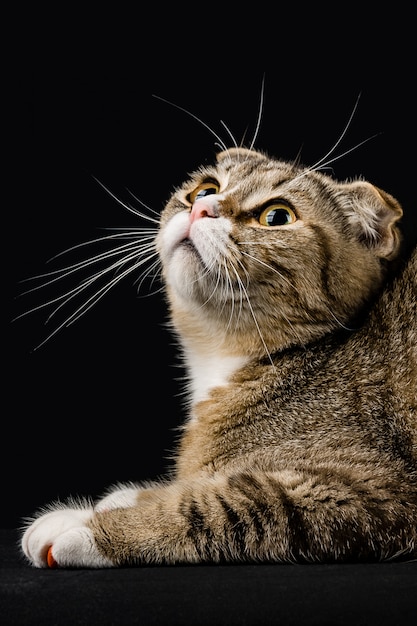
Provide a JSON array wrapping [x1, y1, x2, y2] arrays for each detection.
[[230, 258, 252, 328], [238, 251, 310, 346], [248, 74, 265, 152], [15, 176, 161, 349], [307, 92, 362, 173], [18, 238, 156, 295], [152, 94, 228, 153], [15, 243, 159, 324], [312, 134, 381, 172], [51, 246, 158, 316], [327, 309, 356, 332], [124, 189, 163, 219], [19, 228, 157, 270], [239, 251, 296, 289], [62, 254, 157, 327], [220, 121, 239, 150], [32, 251, 160, 352], [133, 257, 164, 296], [290, 93, 379, 183], [92, 176, 162, 225], [222, 263, 240, 334], [202, 264, 223, 304], [228, 261, 276, 371]]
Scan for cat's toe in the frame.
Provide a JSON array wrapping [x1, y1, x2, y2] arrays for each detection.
[[21, 507, 94, 568], [48, 527, 114, 568]]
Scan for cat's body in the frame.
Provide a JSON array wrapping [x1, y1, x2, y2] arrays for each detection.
[[21, 147, 417, 567]]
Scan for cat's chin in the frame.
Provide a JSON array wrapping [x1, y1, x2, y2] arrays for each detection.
[[166, 246, 206, 299]]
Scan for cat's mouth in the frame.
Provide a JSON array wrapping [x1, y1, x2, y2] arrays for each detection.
[[177, 236, 206, 264], [179, 237, 196, 249], [159, 209, 233, 276]]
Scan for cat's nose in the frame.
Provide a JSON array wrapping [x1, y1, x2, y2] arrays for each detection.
[[190, 197, 219, 223]]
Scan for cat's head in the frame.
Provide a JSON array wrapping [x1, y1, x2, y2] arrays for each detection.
[[157, 147, 403, 359]]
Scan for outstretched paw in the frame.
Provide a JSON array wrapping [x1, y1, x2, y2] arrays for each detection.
[[21, 507, 114, 568]]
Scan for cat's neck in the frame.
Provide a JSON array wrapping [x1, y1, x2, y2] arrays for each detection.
[[183, 346, 249, 407], [169, 299, 252, 407]]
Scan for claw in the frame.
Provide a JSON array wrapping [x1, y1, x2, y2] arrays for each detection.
[[47, 546, 58, 569]]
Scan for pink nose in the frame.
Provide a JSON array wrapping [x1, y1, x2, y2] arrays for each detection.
[[189, 199, 218, 224]]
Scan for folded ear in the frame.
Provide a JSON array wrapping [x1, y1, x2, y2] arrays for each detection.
[[337, 180, 403, 260]]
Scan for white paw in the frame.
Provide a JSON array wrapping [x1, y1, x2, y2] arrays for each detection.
[[94, 483, 141, 512], [50, 526, 113, 568], [21, 508, 113, 568]]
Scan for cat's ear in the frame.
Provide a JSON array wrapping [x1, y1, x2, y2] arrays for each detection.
[[216, 147, 266, 162], [339, 181, 403, 260]]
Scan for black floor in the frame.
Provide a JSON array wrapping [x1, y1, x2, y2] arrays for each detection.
[[1, 528, 416, 625]]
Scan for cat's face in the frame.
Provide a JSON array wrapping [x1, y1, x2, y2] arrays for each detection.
[[156, 147, 402, 359]]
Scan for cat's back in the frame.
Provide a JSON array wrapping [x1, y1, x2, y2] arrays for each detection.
[[372, 244, 417, 377], [354, 245, 417, 456], [324, 244, 417, 464]]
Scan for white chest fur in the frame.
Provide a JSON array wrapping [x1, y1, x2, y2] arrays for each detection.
[[186, 350, 248, 411]]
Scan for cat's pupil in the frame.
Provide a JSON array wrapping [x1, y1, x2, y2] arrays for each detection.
[[195, 187, 217, 200], [261, 207, 294, 227], [188, 183, 220, 204], [268, 209, 289, 226]]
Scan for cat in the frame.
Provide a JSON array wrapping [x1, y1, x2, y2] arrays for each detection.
[[20, 120, 417, 567]]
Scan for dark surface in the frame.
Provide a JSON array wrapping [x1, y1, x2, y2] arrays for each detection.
[[1, 529, 416, 626]]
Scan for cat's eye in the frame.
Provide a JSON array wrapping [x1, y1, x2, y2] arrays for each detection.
[[188, 182, 220, 204], [258, 203, 297, 227]]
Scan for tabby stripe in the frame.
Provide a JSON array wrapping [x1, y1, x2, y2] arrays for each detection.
[[216, 493, 249, 556], [263, 474, 310, 560], [182, 498, 217, 560]]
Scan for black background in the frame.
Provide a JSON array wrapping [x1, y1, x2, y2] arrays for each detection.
[[8, 12, 416, 529]]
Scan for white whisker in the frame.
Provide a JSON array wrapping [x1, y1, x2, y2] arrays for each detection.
[[62, 255, 156, 327], [93, 176, 162, 224], [239, 251, 310, 346], [248, 74, 265, 152], [152, 94, 228, 153], [221, 263, 236, 333], [18, 239, 155, 294], [291, 93, 379, 183], [15, 174, 162, 348], [133, 257, 163, 295], [229, 262, 276, 371], [306, 92, 362, 173], [327, 309, 356, 331], [240, 250, 296, 289], [220, 121, 239, 150], [124, 189, 164, 219], [16, 243, 159, 325], [31, 250, 160, 352]]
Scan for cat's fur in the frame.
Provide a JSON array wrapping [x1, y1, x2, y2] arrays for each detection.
[[21, 146, 417, 567]]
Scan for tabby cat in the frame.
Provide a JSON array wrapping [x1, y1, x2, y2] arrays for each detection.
[[21, 133, 417, 566]]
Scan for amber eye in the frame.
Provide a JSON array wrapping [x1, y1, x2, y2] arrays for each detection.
[[258, 203, 297, 227], [188, 182, 220, 204]]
